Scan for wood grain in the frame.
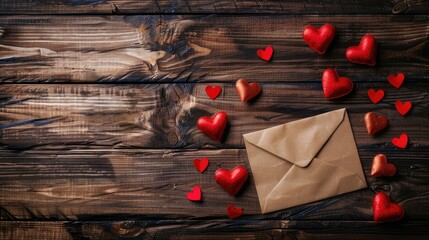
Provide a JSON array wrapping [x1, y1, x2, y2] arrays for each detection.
[[0, 15, 428, 83]]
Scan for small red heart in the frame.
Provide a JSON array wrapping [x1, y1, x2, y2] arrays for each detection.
[[236, 79, 262, 103], [197, 112, 228, 142], [388, 73, 405, 89], [371, 154, 396, 177], [186, 186, 202, 201], [303, 23, 335, 54], [227, 204, 243, 219], [214, 166, 248, 196], [205, 85, 222, 100], [322, 68, 353, 99], [364, 112, 388, 135], [373, 192, 404, 223], [395, 100, 412, 116], [392, 133, 408, 149], [256, 46, 273, 61], [368, 89, 385, 104], [346, 34, 377, 66], [193, 158, 209, 173]]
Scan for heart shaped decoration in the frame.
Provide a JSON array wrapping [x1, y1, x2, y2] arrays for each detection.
[[392, 133, 408, 149], [388, 73, 405, 89], [395, 100, 412, 116], [193, 158, 209, 173], [322, 68, 353, 99], [368, 89, 385, 104], [371, 154, 396, 177], [205, 85, 222, 100], [236, 79, 262, 103], [364, 112, 388, 135], [346, 34, 377, 66], [197, 112, 228, 142], [186, 186, 202, 201], [373, 192, 404, 223], [227, 204, 243, 219], [214, 166, 248, 196], [257, 46, 273, 61], [303, 23, 335, 54]]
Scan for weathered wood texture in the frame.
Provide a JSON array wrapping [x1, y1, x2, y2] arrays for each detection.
[[0, 15, 428, 83], [0, 0, 428, 15]]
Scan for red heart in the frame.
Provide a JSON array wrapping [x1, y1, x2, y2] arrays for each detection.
[[214, 166, 248, 196], [256, 46, 273, 61], [395, 100, 412, 116], [388, 73, 405, 89], [227, 204, 243, 219], [392, 133, 408, 149], [364, 112, 388, 135], [346, 34, 377, 66], [236, 79, 262, 103], [368, 89, 385, 104], [322, 68, 353, 99], [197, 112, 228, 142], [373, 192, 404, 223], [303, 23, 335, 54], [193, 158, 209, 173], [371, 154, 396, 177], [205, 85, 222, 100], [186, 186, 202, 201]]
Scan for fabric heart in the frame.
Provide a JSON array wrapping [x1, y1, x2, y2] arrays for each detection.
[[227, 204, 243, 219], [236, 79, 262, 103], [346, 34, 377, 66], [303, 23, 335, 54], [205, 85, 222, 100], [388, 73, 405, 89], [186, 186, 202, 201], [373, 192, 404, 223], [368, 89, 385, 104], [371, 154, 396, 177], [395, 100, 412, 116], [364, 112, 388, 135], [392, 133, 408, 149], [322, 68, 353, 99], [197, 112, 228, 142], [214, 166, 248, 196], [193, 158, 209, 173], [256, 46, 273, 61]]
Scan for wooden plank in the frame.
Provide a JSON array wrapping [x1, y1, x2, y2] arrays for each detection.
[[0, 15, 428, 83]]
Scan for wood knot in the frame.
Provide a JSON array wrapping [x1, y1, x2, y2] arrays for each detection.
[[392, 0, 409, 14], [110, 221, 145, 238]]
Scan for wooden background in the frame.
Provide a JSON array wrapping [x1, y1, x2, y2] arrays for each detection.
[[0, 1, 428, 239]]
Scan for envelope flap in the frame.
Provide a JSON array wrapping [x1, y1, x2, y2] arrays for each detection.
[[243, 108, 346, 167]]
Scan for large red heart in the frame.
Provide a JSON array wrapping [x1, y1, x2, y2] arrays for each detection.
[[197, 112, 228, 142], [364, 112, 388, 135], [371, 154, 396, 177], [214, 166, 248, 196], [256, 46, 273, 61], [388, 73, 405, 89], [303, 23, 335, 54], [186, 186, 202, 201], [227, 204, 243, 219], [205, 85, 222, 100], [322, 68, 353, 99], [346, 34, 377, 66], [395, 100, 412, 116], [373, 192, 404, 223], [193, 158, 209, 173], [368, 89, 385, 104], [236, 79, 262, 103], [392, 133, 408, 149]]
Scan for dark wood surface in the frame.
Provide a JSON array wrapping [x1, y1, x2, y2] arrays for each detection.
[[1, 1, 429, 239]]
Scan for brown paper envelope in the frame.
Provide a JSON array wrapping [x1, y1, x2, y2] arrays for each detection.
[[243, 108, 367, 214]]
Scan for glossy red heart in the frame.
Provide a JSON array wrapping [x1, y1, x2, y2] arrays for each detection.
[[227, 204, 243, 219], [193, 158, 209, 173], [346, 34, 377, 66], [303, 23, 335, 54], [205, 85, 222, 100], [197, 112, 228, 142], [364, 112, 388, 135], [256, 46, 273, 61], [186, 186, 202, 201], [392, 133, 408, 149], [236, 79, 262, 103], [371, 154, 396, 177], [368, 89, 385, 104], [373, 192, 404, 223], [322, 68, 353, 99], [214, 166, 248, 196], [395, 100, 412, 116], [388, 73, 405, 89]]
